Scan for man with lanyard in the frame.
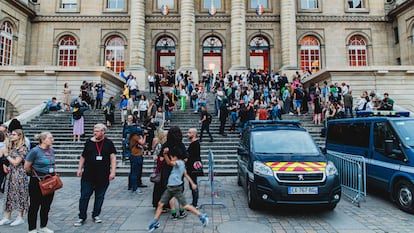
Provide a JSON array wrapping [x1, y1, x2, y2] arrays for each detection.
[[74, 123, 116, 226]]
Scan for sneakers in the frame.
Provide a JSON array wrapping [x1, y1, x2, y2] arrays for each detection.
[[73, 218, 85, 227], [171, 213, 178, 220], [0, 217, 12, 225], [93, 216, 103, 223], [179, 211, 187, 219], [199, 213, 209, 227], [39, 227, 54, 233], [28, 230, 37, 233], [10, 216, 24, 226], [132, 189, 143, 194], [147, 219, 160, 232]]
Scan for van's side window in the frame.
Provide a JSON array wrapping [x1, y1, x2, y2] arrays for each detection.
[[327, 123, 370, 147], [374, 122, 401, 159]]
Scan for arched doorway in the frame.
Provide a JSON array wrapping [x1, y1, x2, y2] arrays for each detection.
[[202, 36, 223, 75], [155, 36, 176, 77], [249, 36, 270, 72]]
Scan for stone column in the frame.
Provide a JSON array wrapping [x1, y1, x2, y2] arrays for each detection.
[[280, 0, 298, 71], [127, 0, 147, 89], [229, 0, 248, 74], [177, 0, 199, 83]]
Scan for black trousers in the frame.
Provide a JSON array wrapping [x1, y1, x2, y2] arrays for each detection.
[[200, 123, 213, 141], [28, 177, 54, 231]]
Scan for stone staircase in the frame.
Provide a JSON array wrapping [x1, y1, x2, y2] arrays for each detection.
[[22, 93, 325, 177]]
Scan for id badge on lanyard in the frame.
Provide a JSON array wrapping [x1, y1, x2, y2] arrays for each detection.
[[44, 148, 54, 173], [95, 139, 105, 161]]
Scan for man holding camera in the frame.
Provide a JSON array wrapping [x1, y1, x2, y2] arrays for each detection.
[[129, 127, 147, 193]]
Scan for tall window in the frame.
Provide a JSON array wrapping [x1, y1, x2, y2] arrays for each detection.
[[347, 0, 363, 8], [157, 0, 175, 9], [301, 0, 318, 9], [105, 36, 125, 73], [249, 36, 270, 72], [107, 0, 124, 9], [250, 0, 268, 8], [300, 36, 320, 73], [58, 35, 77, 66], [348, 35, 367, 67], [412, 27, 414, 46], [204, 0, 221, 9], [0, 22, 13, 66]]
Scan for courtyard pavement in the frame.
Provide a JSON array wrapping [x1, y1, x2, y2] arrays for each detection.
[[1, 176, 414, 233]]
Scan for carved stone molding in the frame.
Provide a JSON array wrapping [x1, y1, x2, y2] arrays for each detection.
[[296, 15, 387, 22], [32, 16, 130, 23]]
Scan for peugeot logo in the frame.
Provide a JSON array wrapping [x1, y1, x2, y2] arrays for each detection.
[[298, 175, 304, 181]]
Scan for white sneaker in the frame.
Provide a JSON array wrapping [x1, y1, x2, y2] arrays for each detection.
[[28, 230, 37, 233], [39, 227, 54, 233], [0, 217, 12, 225], [10, 216, 24, 226]]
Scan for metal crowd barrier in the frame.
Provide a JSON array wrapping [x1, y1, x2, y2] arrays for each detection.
[[199, 149, 226, 209], [326, 151, 366, 207]]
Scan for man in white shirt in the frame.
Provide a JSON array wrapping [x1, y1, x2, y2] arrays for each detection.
[[148, 73, 155, 93], [129, 77, 138, 100]]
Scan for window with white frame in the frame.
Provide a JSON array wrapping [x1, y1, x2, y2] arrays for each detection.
[[348, 35, 367, 67], [250, 0, 268, 8], [58, 35, 77, 66], [347, 0, 363, 8], [300, 35, 320, 73], [204, 0, 221, 9], [105, 36, 125, 73], [301, 0, 318, 9], [61, 0, 77, 9], [157, 0, 174, 9], [107, 0, 124, 9], [0, 22, 13, 66]]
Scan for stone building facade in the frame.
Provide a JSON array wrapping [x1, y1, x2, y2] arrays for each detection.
[[1, 0, 414, 119]]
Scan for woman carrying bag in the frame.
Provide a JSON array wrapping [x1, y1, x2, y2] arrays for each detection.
[[24, 132, 57, 233]]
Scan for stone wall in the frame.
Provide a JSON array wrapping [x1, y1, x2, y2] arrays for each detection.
[[0, 66, 124, 115]]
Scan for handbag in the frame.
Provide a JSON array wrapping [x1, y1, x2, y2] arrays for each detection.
[[32, 169, 63, 196], [149, 162, 161, 183]]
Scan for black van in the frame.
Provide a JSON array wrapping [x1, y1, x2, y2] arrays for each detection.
[[237, 120, 341, 209]]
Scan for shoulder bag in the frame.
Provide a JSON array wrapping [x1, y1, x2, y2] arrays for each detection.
[[32, 168, 63, 196]]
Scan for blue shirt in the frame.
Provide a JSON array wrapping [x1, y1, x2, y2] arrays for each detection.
[[168, 160, 185, 186], [119, 99, 128, 110], [26, 146, 56, 176]]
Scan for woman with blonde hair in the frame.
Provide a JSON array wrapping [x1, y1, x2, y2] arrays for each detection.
[[0, 129, 29, 227], [24, 132, 56, 233], [151, 129, 167, 208]]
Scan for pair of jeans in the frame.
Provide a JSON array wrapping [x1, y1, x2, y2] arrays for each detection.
[[129, 155, 143, 191], [28, 177, 54, 231], [192, 98, 198, 112], [344, 106, 353, 118], [188, 173, 199, 206], [165, 110, 171, 121], [78, 180, 109, 220]]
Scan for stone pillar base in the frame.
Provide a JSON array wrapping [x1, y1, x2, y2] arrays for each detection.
[[126, 66, 147, 91], [177, 66, 199, 84], [279, 66, 301, 82]]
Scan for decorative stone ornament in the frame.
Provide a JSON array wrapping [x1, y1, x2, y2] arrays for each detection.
[[160, 5, 169, 16], [209, 5, 217, 16], [256, 4, 264, 15]]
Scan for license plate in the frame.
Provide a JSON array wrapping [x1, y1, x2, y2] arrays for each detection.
[[288, 187, 318, 194]]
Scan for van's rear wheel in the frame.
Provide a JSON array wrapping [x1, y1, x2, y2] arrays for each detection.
[[395, 180, 414, 213]]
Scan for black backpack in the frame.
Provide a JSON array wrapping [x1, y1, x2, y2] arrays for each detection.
[[207, 113, 212, 124], [73, 109, 82, 120]]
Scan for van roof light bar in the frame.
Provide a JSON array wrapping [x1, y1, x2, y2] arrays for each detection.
[[356, 110, 410, 118], [247, 120, 301, 128]]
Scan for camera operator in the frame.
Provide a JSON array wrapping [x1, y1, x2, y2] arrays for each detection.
[[129, 125, 147, 192]]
